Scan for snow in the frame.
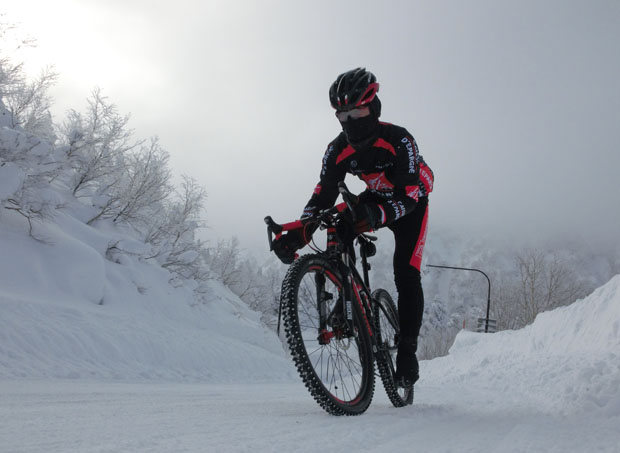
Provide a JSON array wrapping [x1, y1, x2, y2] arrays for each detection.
[[1, 131, 620, 450], [425, 275, 620, 418], [0, 162, 25, 201], [0, 207, 294, 383], [1, 379, 618, 453], [1, 200, 619, 451]]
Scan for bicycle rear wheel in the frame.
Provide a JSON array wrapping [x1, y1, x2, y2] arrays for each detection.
[[281, 254, 375, 415], [372, 289, 414, 406]]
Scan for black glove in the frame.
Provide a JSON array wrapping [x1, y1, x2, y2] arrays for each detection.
[[336, 203, 381, 245], [345, 203, 382, 233], [272, 230, 305, 264]]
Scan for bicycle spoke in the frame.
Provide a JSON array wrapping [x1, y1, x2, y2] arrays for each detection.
[[304, 335, 365, 402], [334, 347, 352, 400], [281, 255, 374, 414]]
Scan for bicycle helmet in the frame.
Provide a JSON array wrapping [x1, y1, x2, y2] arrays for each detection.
[[329, 68, 380, 111]]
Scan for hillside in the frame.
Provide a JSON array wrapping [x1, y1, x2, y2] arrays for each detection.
[[0, 204, 293, 383]]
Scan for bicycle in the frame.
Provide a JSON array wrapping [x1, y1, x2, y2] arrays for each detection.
[[265, 182, 413, 415]]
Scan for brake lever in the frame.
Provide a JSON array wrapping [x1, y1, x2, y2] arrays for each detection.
[[264, 216, 283, 251], [338, 181, 358, 222]]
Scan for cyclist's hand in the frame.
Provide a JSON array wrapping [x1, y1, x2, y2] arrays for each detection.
[[339, 203, 382, 235], [272, 230, 304, 264]]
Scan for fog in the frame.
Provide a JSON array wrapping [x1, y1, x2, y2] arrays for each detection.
[[5, 0, 620, 252]]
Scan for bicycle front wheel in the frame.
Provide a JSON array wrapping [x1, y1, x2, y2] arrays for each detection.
[[372, 288, 414, 406], [281, 254, 375, 415]]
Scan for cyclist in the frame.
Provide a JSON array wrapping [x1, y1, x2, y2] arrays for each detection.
[[273, 68, 433, 387]]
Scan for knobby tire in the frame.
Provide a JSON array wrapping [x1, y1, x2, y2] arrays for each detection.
[[281, 254, 375, 416], [372, 289, 414, 406]]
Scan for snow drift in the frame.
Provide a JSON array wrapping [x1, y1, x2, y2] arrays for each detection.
[[0, 206, 293, 383], [423, 274, 620, 417]]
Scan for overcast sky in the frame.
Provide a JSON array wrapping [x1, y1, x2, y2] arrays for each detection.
[[5, 0, 620, 252]]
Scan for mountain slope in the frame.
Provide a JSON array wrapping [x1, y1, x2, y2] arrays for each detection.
[[0, 207, 294, 382]]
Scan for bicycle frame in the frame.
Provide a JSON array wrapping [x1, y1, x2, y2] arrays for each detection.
[[265, 180, 394, 358], [339, 245, 374, 337], [266, 183, 413, 411], [265, 210, 385, 356]]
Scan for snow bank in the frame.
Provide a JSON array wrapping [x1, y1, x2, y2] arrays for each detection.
[[0, 162, 25, 200], [0, 208, 294, 383], [423, 275, 620, 416]]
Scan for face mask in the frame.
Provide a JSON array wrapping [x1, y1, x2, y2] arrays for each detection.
[[341, 114, 379, 147]]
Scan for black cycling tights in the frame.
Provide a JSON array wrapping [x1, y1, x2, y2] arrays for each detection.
[[388, 197, 429, 341]]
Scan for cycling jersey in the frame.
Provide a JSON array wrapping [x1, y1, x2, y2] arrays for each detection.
[[302, 122, 433, 226], [303, 121, 434, 340]]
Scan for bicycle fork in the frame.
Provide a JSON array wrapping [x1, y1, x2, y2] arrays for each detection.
[[315, 260, 357, 346], [315, 272, 332, 345]]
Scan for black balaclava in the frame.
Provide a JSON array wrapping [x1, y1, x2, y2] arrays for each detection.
[[340, 96, 382, 149]]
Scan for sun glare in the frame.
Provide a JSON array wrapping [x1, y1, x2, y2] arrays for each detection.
[[4, 1, 163, 104]]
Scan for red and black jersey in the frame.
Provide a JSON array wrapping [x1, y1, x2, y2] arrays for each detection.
[[303, 122, 434, 227]]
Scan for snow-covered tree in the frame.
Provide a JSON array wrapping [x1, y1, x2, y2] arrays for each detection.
[[58, 88, 138, 198], [0, 22, 60, 234], [206, 238, 284, 327], [492, 249, 591, 330], [3, 66, 57, 143], [86, 136, 172, 226], [143, 175, 210, 291]]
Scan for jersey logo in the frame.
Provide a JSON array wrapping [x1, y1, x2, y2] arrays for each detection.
[[410, 207, 429, 271], [405, 185, 420, 202], [401, 136, 417, 174], [361, 172, 394, 192], [321, 144, 335, 176], [419, 163, 434, 193]]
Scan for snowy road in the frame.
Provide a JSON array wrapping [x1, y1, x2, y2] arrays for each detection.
[[2, 379, 617, 453]]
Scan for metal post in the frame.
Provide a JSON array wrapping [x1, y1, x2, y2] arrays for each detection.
[[427, 264, 493, 333]]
